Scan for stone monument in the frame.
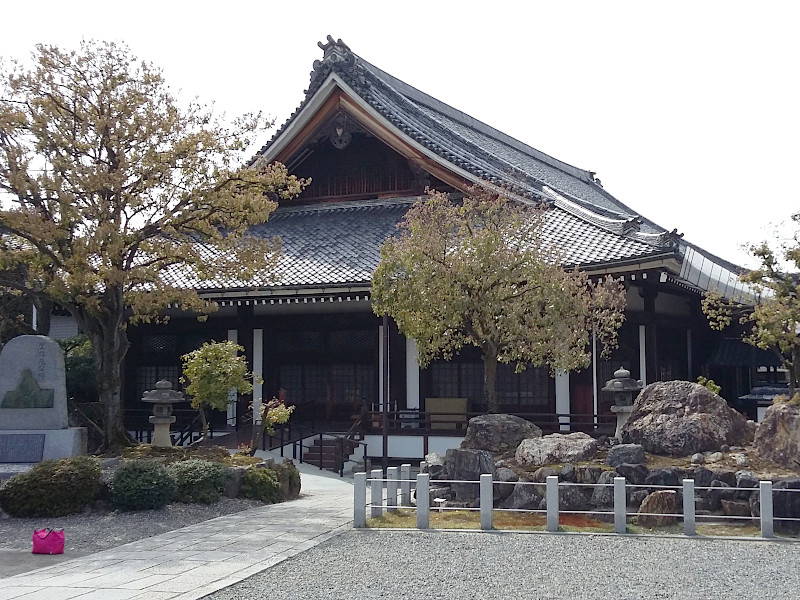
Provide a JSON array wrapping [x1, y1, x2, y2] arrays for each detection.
[[0, 335, 87, 466]]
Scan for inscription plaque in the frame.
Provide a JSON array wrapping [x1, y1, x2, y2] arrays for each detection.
[[0, 433, 46, 463]]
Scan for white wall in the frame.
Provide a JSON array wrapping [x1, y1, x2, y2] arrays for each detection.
[[362, 434, 464, 459]]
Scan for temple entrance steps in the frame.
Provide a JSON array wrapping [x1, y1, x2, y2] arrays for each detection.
[[302, 435, 361, 474]]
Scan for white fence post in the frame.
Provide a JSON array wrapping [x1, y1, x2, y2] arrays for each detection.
[[370, 469, 384, 518], [546, 476, 559, 532], [614, 477, 627, 534], [400, 463, 411, 507], [417, 473, 430, 529], [760, 480, 773, 539], [480, 473, 493, 531], [387, 466, 398, 512], [683, 479, 695, 536], [354, 472, 366, 528]]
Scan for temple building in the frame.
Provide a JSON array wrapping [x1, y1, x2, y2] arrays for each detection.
[[122, 36, 759, 459]]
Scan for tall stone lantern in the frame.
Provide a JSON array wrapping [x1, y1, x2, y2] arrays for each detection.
[[142, 380, 185, 447], [601, 367, 643, 439]]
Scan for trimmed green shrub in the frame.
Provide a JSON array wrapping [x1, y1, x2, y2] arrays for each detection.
[[112, 460, 176, 511], [169, 459, 226, 504], [240, 467, 281, 504], [0, 456, 100, 517]]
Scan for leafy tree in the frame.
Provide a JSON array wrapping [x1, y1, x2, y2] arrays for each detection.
[[181, 341, 255, 439], [247, 397, 295, 456], [0, 291, 35, 348], [58, 335, 97, 403], [703, 215, 800, 397], [0, 41, 306, 452], [372, 187, 626, 413], [0, 266, 51, 349]]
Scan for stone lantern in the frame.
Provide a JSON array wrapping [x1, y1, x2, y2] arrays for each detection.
[[142, 380, 185, 447], [601, 367, 643, 439]]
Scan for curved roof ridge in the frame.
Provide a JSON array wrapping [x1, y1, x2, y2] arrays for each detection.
[[359, 70, 548, 201], [545, 186, 641, 237], [356, 57, 595, 185]]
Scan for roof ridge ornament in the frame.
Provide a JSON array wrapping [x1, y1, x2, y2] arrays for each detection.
[[317, 35, 351, 63], [307, 35, 365, 97]]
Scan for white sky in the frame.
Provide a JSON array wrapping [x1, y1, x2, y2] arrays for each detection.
[[2, 0, 798, 269]]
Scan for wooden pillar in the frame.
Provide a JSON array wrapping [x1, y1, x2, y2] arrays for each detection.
[[406, 337, 420, 410], [226, 329, 238, 427], [592, 329, 598, 424], [253, 328, 263, 424], [236, 303, 254, 430], [639, 286, 658, 384], [555, 371, 570, 431], [380, 316, 390, 471]]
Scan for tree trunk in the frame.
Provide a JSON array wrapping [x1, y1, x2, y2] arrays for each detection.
[[790, 348, 800, 399], [198, 405, 210, 440], [250, 420, 263, 456], [33, 296, 52, 336], [92, 325, 134, 454], [74, 287, 135, 454], [482, 347, 499, 413]]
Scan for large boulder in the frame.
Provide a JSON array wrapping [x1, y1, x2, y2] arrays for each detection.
[[773, 478, 800, 533], [424, 453, 446, 480], [644, 468, 681, 489], [705, 480, 735, 511], [460, 414, 542, 453], [515, 432, 598, 467], [591, 470, 618, 507], [539, 485, 590, 512], [499, 482, 542, 510], [606, 444, 646, 467], [575, 465, 602, 484], [444, 448, 495, 501], [494, 467, 519, 501], [755, 403, 800, 470], [637, 490, 678, 527], [735, 471, 760, 501], [620, 381, 754, 456], [616, 463, 649, 485]]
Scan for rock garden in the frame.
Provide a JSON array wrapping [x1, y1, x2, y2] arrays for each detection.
[[417, 381, 800, 535]]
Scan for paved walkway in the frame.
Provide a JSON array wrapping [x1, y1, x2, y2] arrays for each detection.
[[0, 457, 354, 600]]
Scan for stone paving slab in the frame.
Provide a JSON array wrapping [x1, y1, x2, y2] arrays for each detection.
[[0, 458, 355, 599]]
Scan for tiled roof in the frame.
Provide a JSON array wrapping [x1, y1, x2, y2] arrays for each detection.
[[245, 36, 746, 296], [248, 199, 410, 287], [260, 37, 659, 232], [169, 198, 667, 292]]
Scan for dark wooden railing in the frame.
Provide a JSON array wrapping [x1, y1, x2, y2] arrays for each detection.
[[125, 408, 213, 446], [358, 409, 615, 456]]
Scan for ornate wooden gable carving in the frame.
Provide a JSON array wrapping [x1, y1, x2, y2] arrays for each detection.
[[282, 110, 451, 204]]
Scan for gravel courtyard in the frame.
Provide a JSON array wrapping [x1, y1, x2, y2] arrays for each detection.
[[203, 529, 799, 600]]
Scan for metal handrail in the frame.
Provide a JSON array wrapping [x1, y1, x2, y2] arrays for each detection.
[[125, 408, 212, 447], [266, 423, 367, 477], [363, 409, 615, 432]]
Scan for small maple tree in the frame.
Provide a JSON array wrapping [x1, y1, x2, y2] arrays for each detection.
[[372, 187, 626, 413], [703, 214, 800, 398]]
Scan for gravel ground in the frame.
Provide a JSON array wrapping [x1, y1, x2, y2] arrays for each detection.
[[0, 497, 263, 552], [203, 529, 800, 600]]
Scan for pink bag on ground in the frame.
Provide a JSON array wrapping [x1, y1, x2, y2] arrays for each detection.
[[32, 528, 64, 554]]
